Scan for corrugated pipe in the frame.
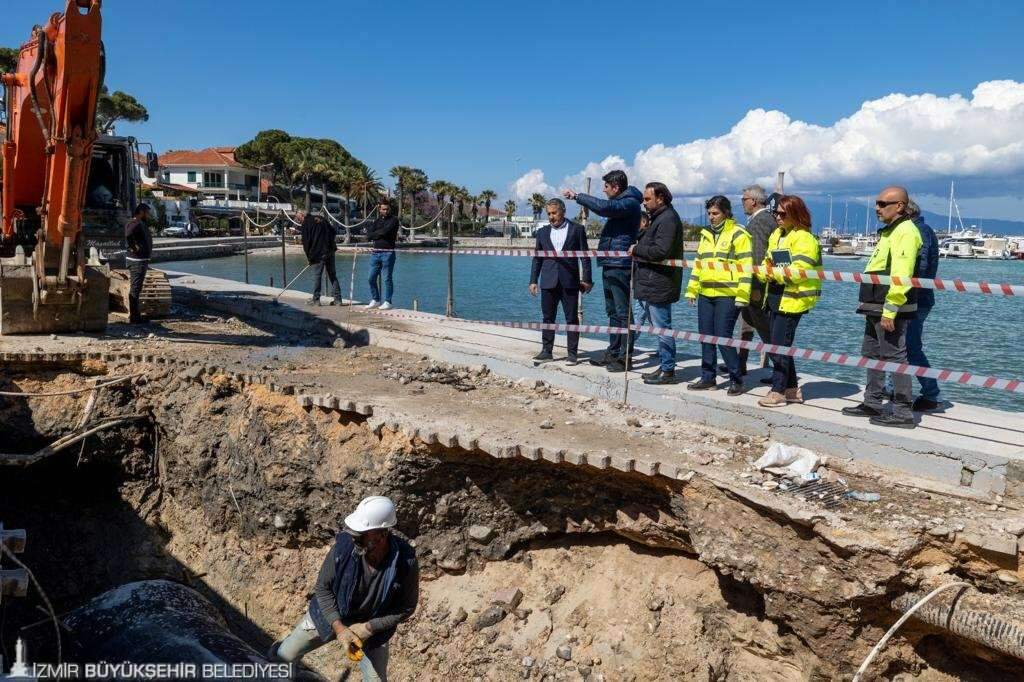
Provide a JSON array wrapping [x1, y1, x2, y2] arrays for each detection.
[[891, 586, 1024, 661]]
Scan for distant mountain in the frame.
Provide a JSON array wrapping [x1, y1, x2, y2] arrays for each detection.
[[783, 199, 1024, 236]]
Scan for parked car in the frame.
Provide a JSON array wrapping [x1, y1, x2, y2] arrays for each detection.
[[476, 227, 502, 237], [163, 219, 199, 238]]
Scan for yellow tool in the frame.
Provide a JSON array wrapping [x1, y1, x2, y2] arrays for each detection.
[[346, 635, 364, 662]]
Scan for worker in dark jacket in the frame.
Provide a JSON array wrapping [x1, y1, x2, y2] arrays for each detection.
[[735, 184, 775, 376], [630, 183, 684, 385], [271, 496, 418, 682], [563, 170, 641, 372], [529, 198, 593, 365], [365, 199, 400, 310], [124, 203, 153, 324], [301, 213, 341, 306]]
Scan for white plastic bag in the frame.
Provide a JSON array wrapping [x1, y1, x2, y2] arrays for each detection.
[[754, 442, 820, 477]]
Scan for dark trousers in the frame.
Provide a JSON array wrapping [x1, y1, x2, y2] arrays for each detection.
[[768, 310, 803, 393], [312, 255, 341, 301], [862, 316, 912, 419], [602, 267, 635, 358], [541, 284, 580, 356], [739, 295, 771, 370], [907, 306, 940, 401], [697, 295, 742, 383], [127, 260, 149, 323]]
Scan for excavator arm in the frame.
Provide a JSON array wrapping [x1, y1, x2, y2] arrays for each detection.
[[0, 0, 109, 333]]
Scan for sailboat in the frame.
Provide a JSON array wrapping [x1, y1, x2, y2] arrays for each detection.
[[939, 181, 980, 258]]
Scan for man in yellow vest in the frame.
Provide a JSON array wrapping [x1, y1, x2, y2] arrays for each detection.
[[842, 186, 923, 428]]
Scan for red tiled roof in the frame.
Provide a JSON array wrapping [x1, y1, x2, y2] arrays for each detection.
[[142, 181, 203, 195], [159, 147, 247, 168]]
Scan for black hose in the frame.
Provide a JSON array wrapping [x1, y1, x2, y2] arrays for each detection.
[[27, 29, 50, 142]]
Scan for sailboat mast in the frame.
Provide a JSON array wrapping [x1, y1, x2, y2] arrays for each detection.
[[948, 180, 954, 232]]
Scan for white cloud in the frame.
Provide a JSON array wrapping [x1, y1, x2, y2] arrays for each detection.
[[509, 169, 555, 202], [512, 80, 1024, 200]]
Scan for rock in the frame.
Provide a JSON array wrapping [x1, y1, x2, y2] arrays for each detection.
[[473, 606, 507, 630], [645, 596, 664, 612], [996, 570, 1020, 584], [545, 585, 566, 605], [512, 608, 532, 621], [272, 514, 287, 529], [693, 452, 714, 466], [179, 365, 204, 381], [761, 480, 780, 491], [450, 607, 468, 625], [540, 420, 555, 430], [399, 376, 412, 385], [1004, 518, 1024, 536], [556, 644, 572, 661], [927, 525, 951, 537], [625, 417, 641, 428], [491, 587, 523, 610], [522, 657, 535, 668], [468, 525, 495, 543]]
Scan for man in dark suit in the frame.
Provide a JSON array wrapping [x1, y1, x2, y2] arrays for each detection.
[[529, 198, 593, 365]]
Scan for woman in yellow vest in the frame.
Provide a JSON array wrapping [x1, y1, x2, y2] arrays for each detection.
[[756, 195, 822, 407], [685, 195, 753, 395]]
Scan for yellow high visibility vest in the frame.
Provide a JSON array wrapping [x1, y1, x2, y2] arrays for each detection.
[[685, 218, 753, 304], [759, 227, 822, 314]]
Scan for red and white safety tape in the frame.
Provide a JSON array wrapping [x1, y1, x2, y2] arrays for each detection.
[[339, 246, 1024, 296], [366, 307, 1024, 395]]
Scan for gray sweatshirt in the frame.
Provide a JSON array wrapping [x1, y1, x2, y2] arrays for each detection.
[[314, 546, 419, 636]]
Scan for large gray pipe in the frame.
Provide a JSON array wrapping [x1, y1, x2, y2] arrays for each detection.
[[891, 587, 1024, 661]]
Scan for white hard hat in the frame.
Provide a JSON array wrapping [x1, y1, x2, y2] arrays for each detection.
[[344, 496, 397, 533]]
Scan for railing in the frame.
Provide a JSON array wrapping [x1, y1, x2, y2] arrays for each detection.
[[198, 199, 294, 211]]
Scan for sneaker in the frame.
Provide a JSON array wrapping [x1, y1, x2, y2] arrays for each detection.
[[565, 355, 579, 366], [727, 380, 744, 396], [758, 391, 787, 407], [533, 350, 553, 362], [785, 387, 804, 404], [605, 359, 626, 373], [869, 413, 916, 429], [379, 301, 393, 310], [912, 397, 940, 412], [643, 370, 675, 385], [687, 379, 717, 391], [307, 298, 321, 307], [328, 297, 340, 306], [841, 404, 881, 418], [365, 300, 380, 309]]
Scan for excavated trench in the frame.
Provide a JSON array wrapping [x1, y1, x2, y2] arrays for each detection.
[[1, 359, 1022, 681]]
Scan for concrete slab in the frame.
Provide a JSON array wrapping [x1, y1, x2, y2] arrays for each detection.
[[164, 269, 1024, 496]]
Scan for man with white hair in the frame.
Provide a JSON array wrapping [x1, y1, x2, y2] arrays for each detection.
[[732, 185, 774, 377], [271, 496, 419, 681]]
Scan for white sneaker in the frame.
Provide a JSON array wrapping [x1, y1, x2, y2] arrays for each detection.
[[365, 300, 379, 309], [378, 302, 393, 310]]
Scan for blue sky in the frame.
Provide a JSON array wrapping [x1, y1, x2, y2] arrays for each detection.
[[4, 1, 1023, 219]]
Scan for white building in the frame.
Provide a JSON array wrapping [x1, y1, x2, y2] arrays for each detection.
[[158, 147, 260, 201]]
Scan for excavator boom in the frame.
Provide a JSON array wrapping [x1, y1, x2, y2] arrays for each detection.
[[0, 0, 110, 334]]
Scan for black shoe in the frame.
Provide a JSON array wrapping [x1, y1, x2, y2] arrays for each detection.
[[589, 353, 610, 367], [687, 379, 717, 391], [841, 404, 882, 418], [307, 298, 321, 306], [606, 359, 626, 373], [128, 316, 144, 325], [533, 350, 553, 362], [870, 413, 916, 429], [727, 380, 744, 396], [912, 397, 940, 412], [643, 370, 675, 385], [759, 377, 773, 385], [565, 355, 579, 366]]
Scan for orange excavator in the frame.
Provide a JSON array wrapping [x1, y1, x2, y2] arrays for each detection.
[[0, 0, 155, 334]]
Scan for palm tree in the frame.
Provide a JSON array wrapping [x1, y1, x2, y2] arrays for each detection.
[[329, 165, 359, 243], [405, 168, 429, 228], [352, 166, 382, 216], [389, 165, 415, 224], [529, 192, 547, 220], [479, 189, 497, 225], [288, 146, 330, 210], [470, 194, 480, 224], [504, 199, 517, 220]]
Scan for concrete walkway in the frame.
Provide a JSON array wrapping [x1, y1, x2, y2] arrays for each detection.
[[165, 269, 1024, 497]]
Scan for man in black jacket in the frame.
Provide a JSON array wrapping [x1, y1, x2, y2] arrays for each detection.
[[301, 213, 341, 305], [529, 198, 592, 365], [629, 183, 684, 385], [734, 184, 774, 377], [365, 199, 400, 309], [124, 203, 153, 324]]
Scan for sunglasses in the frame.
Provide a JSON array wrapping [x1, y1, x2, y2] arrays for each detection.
[[875, 200, 901, 208]]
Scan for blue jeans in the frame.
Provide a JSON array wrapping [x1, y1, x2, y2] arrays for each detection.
[[637, 302, 675, 372], [907, 306, 940, 400], [275, 610, 388, 681], [368, 251, 395, 303], [697, 295, 742, 383]]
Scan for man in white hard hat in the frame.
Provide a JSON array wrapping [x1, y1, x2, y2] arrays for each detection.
[[270, 496, 419, 681]]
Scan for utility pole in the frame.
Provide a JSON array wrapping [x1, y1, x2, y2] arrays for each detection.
[[827, 194, 833, 229], [446, 204, 455, 317]]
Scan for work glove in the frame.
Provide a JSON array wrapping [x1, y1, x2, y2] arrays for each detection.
[[349, 622, 372, 641]]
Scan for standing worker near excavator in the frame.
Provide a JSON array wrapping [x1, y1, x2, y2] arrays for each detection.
[[124, 203, 153, 324], [271, 496, 419, 681]]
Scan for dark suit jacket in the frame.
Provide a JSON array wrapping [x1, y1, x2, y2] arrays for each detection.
[[529, 220, 592, 290]]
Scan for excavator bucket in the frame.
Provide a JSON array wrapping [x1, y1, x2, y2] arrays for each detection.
[[0, 263, 109, 334]]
